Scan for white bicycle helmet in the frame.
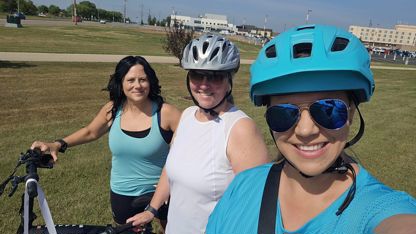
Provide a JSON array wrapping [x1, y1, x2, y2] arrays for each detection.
[[181, 34, 240, 72]]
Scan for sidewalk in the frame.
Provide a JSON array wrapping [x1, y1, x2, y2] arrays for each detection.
[[1, 52, 416, 70], [0, 52, 254, 65]]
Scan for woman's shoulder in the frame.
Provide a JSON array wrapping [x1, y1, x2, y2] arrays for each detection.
[[233, 163, 274, 185], [351, 165, 416, 221], [160, 102, 181, 115], [99, 101, 115, 117]]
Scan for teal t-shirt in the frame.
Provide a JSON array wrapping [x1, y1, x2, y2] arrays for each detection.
[[109, 102, 170, 196], [207, 163, 416, 234]]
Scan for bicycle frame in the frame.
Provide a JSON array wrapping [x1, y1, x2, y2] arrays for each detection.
[[0, 150, 147, 234]]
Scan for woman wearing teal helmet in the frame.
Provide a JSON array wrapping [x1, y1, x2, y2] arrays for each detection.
[[206, 25, 416, 234]]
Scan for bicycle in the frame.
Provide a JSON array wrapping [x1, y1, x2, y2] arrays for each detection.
[[0, 149, 154, 234]]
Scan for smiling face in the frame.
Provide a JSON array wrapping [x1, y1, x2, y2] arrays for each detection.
[[188, 70, 231, 110], [269, 91, 354, 176], [122, 64, 150, 103]]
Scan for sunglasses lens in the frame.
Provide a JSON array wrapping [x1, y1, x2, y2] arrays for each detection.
[[188, 71, 204, 81], [309, 99, 348, 129], [189, 71, 228, 83], [266, 104, 299, 132]]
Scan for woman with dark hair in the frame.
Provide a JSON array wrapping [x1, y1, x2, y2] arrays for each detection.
[[31, 56, 181, 227]]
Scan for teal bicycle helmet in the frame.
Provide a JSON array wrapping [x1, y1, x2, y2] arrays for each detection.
[[250, 24, 375, 106]]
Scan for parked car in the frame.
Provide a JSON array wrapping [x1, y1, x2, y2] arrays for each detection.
[[372, 47, 385, 53], [99, 20, 106, 24]]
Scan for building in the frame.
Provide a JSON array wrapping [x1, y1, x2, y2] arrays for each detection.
[[349, 24, 416, 51], [170, 13, 237, 33], [237, 24, 273, 38], [169, 13, 274, 37]]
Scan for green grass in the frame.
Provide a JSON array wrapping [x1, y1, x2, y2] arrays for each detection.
[[0, 61, 415, 233], [0, 23, 261, 59], [0, 25, 170, 56]]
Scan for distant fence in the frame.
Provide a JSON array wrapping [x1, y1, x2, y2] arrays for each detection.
[[371, 53, 416, 66]]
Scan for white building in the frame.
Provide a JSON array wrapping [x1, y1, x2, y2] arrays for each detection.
[[349, 24, 416, 51], [170, 13, 237, 33]]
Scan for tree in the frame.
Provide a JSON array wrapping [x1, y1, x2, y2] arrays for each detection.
[[0, 0, 17, 13], [20, 0, 37, 15], [37, 4, 48, 14], [163, 22, 194, 64], [48, 5, 60, 16]]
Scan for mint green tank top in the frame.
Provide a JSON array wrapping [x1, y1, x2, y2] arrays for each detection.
[[109, 102, 170, 196]]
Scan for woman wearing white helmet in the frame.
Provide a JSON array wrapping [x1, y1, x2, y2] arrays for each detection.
[[206, 25, 416, 233], [127, 34, 270, 233]]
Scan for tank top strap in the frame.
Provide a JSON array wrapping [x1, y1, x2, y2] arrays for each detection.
[[150, 101, 159, 131]]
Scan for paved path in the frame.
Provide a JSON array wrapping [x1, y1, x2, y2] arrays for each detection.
[[0, 52, 254, 65], [1, 52, 416, 70]]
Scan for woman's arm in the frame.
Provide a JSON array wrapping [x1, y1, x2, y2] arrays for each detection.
[[227, 118, 270, 174], [127, 167, 170, 229], [374, 214, 416, 234], [31, 102, 113, 161]]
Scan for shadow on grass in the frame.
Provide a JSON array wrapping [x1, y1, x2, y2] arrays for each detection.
[[0, 61, 38, 69]]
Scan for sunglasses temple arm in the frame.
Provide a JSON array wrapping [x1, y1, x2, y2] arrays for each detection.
[[344, 102, 364, 149]]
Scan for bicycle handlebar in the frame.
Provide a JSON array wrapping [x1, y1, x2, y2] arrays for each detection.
[[1, 151, 141, 234]]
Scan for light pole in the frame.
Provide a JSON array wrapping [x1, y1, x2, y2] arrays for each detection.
[[306, 9, 312, 24], [263, 14, 268, 37]]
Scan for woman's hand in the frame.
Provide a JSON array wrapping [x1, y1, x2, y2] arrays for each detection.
[[30, 141, 61, 162], [126, 211, 155, 232]]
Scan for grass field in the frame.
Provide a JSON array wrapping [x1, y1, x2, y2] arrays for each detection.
[[0, 22, 261, 59], [0, 61, 415, 232]]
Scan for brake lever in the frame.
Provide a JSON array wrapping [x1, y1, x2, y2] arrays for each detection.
[[0, 176, 13, 197], [9, 176, 23, 197]]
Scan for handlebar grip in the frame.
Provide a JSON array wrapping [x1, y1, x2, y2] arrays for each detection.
[[99, 222, 133, 234], [113, 221, 133, 233]]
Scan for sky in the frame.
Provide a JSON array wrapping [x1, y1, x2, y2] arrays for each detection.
[[31, 0, 416, 33]]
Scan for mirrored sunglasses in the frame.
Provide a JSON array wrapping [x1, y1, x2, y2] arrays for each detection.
[[265, 99, 349, 132]]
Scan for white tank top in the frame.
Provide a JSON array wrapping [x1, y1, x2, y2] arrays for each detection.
[[165, 106, 249, 234]]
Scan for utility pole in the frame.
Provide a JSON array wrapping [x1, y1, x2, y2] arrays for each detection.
[[73, 0, 77, 25], [124, 0, 127, 23], [17, 0, 20, 13], [139, 1, 143, 25], [306, 9, 312, 24]]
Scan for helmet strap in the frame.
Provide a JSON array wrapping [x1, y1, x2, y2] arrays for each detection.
[[186, 74, 233, 117], [344, 98, 364, 149]]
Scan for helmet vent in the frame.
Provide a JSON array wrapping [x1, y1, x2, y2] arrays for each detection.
[[297, 26, 315, 31], [210, 47, 220, 61], [192, 46, 199, 61], [265, 45, 276, 58], [331, 37, 349, 51], [222, 42, 227, 52], [203, 41, 209, 54], [293, 43, 312, 58]]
